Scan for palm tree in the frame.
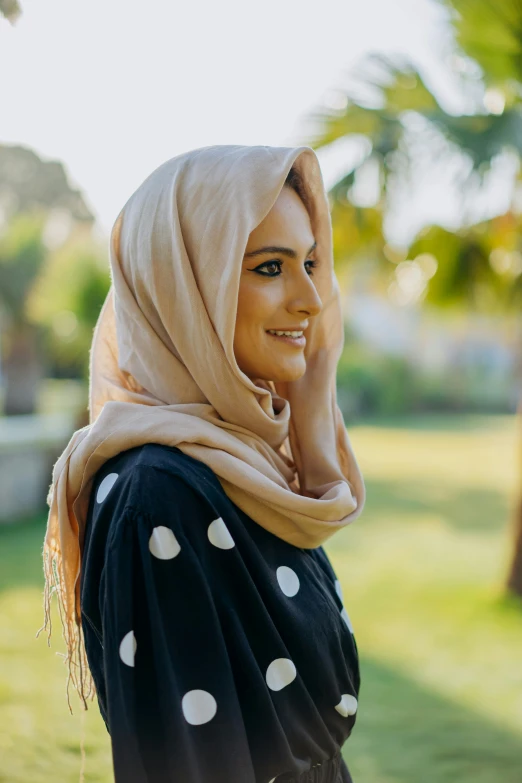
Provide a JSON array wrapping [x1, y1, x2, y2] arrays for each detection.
[[301, 0, 522, 596]]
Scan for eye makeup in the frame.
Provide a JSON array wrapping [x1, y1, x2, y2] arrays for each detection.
[[251, 259, 318, 277]]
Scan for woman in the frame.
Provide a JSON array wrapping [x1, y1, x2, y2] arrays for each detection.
[[40, 144, 366, 783]]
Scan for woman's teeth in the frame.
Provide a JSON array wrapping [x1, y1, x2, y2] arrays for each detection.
[[267, 330, 303, 337]]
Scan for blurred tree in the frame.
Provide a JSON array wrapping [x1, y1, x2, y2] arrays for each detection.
[[0, 0, 21, 23], [0, 213, 47, 414], [0, 145, 95, 224], [302, 0, 522, 596], [0, 145, 96, 414], [26, 231, 111, 380], [447, 0, 522, 88], [407, 215, 522, 314], [330, 195, 387, 290]]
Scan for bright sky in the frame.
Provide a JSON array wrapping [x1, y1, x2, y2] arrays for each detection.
[[1, 0, 509, 244]]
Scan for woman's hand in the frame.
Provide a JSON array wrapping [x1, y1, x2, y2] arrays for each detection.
[[275, 276, 346, 495]]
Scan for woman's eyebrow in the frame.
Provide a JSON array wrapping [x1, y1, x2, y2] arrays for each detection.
[[244, 241, 317, 260]]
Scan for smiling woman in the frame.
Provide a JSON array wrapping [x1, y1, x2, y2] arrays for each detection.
[[41, 144, 365, 783]]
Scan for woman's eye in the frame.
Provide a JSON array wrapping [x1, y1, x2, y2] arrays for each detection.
[[255, 260, 282, 276], [254, 259, 318, 277]]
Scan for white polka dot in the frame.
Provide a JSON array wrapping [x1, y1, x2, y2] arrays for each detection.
[[181, 689, 217, 725], [96, 472, 119, 503], [207, 517, 235, 550], [335, 693, 358, 717], [276, 566, 300, 597], [119, 630, 136, 667], [266, 658, 297, 691], [335, 579, 343, 602], [149, 526, 181, 560], [341, 607, 354, 634]]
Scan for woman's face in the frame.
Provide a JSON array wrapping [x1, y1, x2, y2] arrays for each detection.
[[234, 185, 323, 383]]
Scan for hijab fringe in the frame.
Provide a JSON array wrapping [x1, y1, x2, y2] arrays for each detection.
[[37, 540, 95, 713]]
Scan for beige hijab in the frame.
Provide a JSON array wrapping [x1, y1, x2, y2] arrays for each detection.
[[39, 143, 365, 710]]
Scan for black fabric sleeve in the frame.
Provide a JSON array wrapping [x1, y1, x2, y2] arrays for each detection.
[[99, 472, 257, 783]]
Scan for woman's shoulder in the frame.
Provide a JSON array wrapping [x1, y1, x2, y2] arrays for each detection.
[[89, 443, 226, 527]]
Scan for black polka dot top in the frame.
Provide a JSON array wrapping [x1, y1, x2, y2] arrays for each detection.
[[80, 443, 360, 783]]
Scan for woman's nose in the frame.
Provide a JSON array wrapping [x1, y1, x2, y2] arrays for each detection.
[[287, 272, 322, 317]]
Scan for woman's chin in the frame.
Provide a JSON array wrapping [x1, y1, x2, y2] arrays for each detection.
[[268, 362, 306, 384], [239, 356, 306, 384]]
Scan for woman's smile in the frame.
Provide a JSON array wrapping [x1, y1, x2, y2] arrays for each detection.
[[265, 329, 306, 348]]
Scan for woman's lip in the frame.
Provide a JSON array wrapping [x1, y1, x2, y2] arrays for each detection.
[[266, 325, 308, 331], [266, 331, 306, 347]]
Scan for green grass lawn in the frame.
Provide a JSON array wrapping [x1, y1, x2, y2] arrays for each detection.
[[0, 414, 520, 782]]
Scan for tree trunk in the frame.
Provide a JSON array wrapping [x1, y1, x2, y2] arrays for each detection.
[[1, 324, 44, 415], [506, 494, 522, 596], [505, 344, 522, 597], [505, 402, 522, 597]]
